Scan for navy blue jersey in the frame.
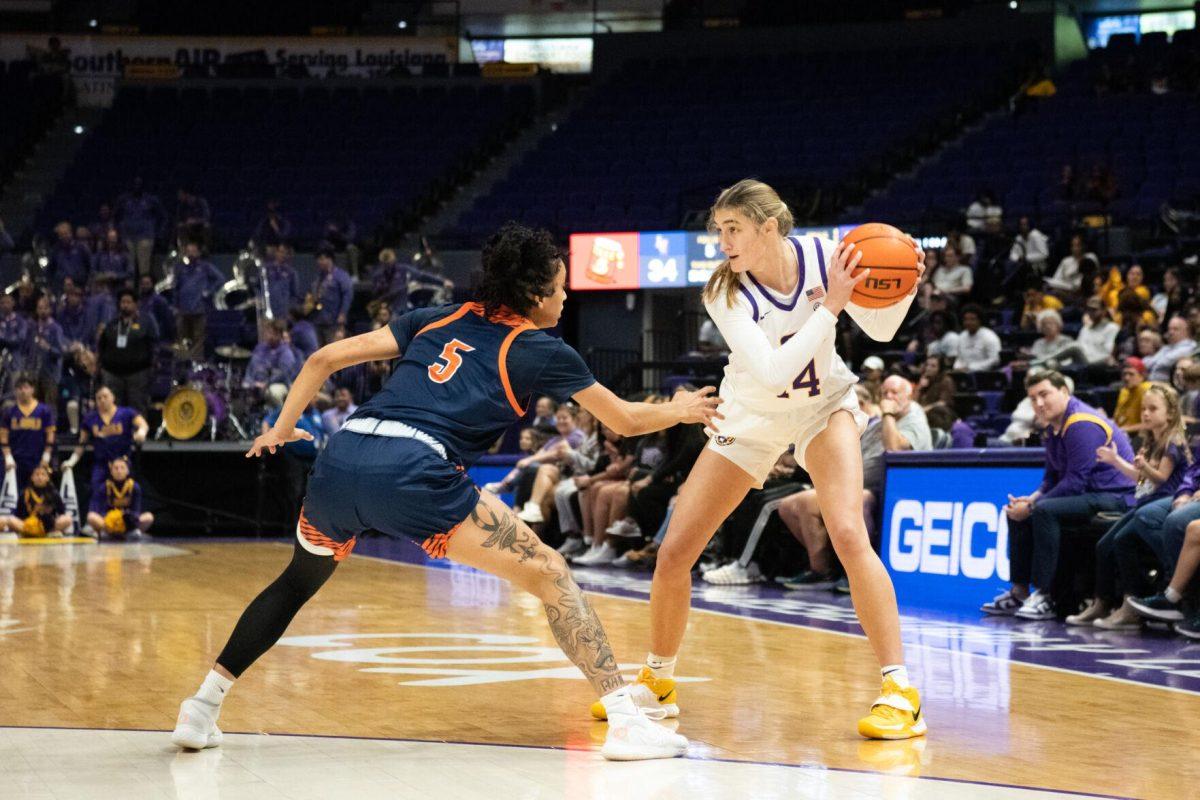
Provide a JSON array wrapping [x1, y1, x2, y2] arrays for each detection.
[[351, 302, 596, 466]]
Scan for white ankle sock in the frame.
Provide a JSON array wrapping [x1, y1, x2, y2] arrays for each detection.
[[881, 665, 909, 689], [196, 669, 234, 707], [1165, 586, 1183, 603], [645, 653, 676, 679], [600, 687, 637, 718]]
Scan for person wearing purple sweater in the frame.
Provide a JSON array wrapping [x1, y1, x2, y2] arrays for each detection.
[[48, 221, 91, 290], [172, 241, 225, 359], [91, 229, 133, 285], [309, 249, 353, 345], [982, 370, 1136, 621], [114, 178, 167, 281]]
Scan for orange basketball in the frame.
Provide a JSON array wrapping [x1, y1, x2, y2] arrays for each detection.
[[841, 223, 920, 309]]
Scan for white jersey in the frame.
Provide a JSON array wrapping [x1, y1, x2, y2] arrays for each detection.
[[703, 235, 914, 414]]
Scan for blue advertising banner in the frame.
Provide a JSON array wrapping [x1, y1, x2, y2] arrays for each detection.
[[882, 462, 1044, 613]]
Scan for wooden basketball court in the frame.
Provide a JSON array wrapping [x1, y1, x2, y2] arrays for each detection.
[[1, 538, 1194, 799]]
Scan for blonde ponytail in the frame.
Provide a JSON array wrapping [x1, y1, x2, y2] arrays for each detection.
[[701, 178, 795, 307]]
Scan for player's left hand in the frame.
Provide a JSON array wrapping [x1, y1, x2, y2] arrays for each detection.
[[908, 236, 926, 296], [246, 425, 314, 458]]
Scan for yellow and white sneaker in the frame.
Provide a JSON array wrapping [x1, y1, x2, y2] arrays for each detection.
[[590, 667, 679, 720], [856, 677, 926, 740]]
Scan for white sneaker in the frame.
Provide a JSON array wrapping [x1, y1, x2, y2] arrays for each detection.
[[573, 542, 618, 566], [171, 697, 223, 750], [1014, 590, 1055, 621], [517, 501, 544, 524], [702, 561, 763, 585], [605, 518, 641, 538], [601, 711, 688, 761], [980, 589, 1024, 616], [556, 537, 586, 557]]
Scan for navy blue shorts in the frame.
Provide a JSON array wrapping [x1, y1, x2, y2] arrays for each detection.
[[299, 430, 480, 560]]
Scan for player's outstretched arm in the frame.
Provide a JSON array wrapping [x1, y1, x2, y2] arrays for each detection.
[[573, 383, 723, 437], [246, 327, 400, 457]]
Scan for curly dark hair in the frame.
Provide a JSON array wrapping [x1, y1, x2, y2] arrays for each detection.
[[478, 222, 562, 317]]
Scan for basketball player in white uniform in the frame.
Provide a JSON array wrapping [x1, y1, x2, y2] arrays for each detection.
[[590, 179, 928, 739]]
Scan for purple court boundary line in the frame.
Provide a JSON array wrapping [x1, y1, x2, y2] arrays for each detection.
[[0, 724, 1136, 800]]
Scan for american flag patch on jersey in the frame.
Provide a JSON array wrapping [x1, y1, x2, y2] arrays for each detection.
[[806, 286, 825, 301]]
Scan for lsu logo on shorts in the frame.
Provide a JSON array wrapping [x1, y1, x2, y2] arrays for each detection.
[[714, 434, 736, 446]]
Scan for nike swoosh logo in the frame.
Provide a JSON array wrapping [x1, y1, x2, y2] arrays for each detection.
[[658, 692, 672, 703], [913, 706, 921, 722]]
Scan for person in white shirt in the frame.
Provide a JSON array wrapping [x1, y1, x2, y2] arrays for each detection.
[[1028, 309, 1078, 366], [1143, 315, 1198, 382], [947, 225, 976, 263], [966, 191, 1003, 232], [953, 304, 1002, 371], [617, 179, 928, 740], [1009, 216, 1050, 275], [1045, 234, 1097, 294], [930, 243, 973, 299], [1075, 298, 1119, 365]]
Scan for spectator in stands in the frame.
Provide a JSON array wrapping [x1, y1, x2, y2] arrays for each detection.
[[1114, 356, 1150, 434], [966, 190, 1002, 232], [86, 456, 153, 540], [571, 432, 637, 564], [74, 225, 95, 253], [1071, 383, 1190, 629], [56, 284, 87, 349], [13, 275, 40, 317], [1179, 362, 1200, 419], [1, 375, 55, 494], [1045, 234, 1095, 295], [620, 422, 707, 565], [172, 241, 224, 360], [574, 427, 667, 565], [287, 307, 320, 360], [0, 463, 70, 539], [321, 386, 357, 437], [1008, 216, 1051, 276], [262, 244, 300, 322], [482, 427, 547, 498], [1151, 267, 1191, 324], [63, 385, 149, 504], [531, 396, 558, 432], [1056, 164, 1080, 202], [96, 289, 157, 411], [1028, 309, 1079, 368], [1076, 297, 1120, 365], [1133, 328, 1162, 363], [115, 177, 167, 281], [91, 228, 133, 286], [321, 211, 359, 274], [925, 403, 975, 449], [262, 399, 324, 529], [48, 221, 91, 291], [929, 244, 973, 301], [243, 319, 301, 408], [983, 371, 1136, 620], [175, 187, 211, 250], [82, 273, 117, 345], [1112, 264, 1156, 329], [916, 355, 955, 409], [1144, 316, 1197, 382], [309, 249, 353, 346], [253, 198, 292, 248], [947, 224, 976, 264], [554, 412, 604, 558], [370, 304, 391, 330], [1171, 357, 1195, 397], [859, 356, 884, 402], [26, 296, 64, 405], [906, 306, 958, 360], [778, 375, 931, 590], [513, 405, 587, 524], [0, 292, 28, 377], [368, 248, 452, 317], [953, 304, 1001, 372], [1020, 281, 1064, 331], [1084, 164, 1118, 205], [89, 203, 115, 243], [138, 274, 175, 342]]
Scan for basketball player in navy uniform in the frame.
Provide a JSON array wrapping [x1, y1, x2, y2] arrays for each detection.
[[172, 224, 723, 761]]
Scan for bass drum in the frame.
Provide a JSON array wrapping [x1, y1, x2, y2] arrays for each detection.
[[163, 386, 224, 440]]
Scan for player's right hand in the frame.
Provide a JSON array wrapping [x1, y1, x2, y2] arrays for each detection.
[[824, 240, 868, 316], [246, 425, 314, 458], [673, 385, 724, 430]]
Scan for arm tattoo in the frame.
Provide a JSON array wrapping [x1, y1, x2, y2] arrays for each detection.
[[471, 503, 624, 696]]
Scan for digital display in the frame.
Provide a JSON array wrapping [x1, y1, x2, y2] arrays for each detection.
[[568, 232, 640, 291], [1085, 10, 1195, 48]]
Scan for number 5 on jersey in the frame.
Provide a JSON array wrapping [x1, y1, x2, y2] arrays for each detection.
[[428, 339, 475, 383]]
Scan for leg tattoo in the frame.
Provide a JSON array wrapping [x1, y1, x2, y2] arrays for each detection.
[[472, 505, 624, 695]]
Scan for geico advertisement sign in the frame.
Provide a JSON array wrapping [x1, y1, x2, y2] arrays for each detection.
[[888, 499, 1011, 581]]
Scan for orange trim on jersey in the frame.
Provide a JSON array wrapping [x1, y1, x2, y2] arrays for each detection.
[[498, 321, 537, 416], [414, 302, 478, 339], [420, 519, 466, 560], [298, 508, 357, 561]]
